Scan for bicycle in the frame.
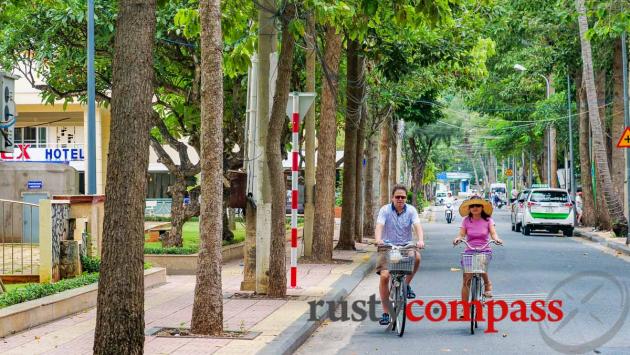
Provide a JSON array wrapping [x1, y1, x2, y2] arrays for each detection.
[[377, 242, 418, 337], [454, 239, 502, 334]]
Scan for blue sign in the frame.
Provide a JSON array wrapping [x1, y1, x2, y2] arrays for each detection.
[[27, 180, 43, 189]]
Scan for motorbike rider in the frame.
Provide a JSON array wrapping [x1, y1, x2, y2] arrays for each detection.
[[445, 202, 454, 223]]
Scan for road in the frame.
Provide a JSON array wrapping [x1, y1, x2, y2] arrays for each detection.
[[296, 206, 630, 354]]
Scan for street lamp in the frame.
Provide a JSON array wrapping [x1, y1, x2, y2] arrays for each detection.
[[514, 64, 552, 185]]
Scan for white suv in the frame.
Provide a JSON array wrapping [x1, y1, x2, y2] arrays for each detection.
[[510, 189, 530, 232], [520, 188, 574, 236]]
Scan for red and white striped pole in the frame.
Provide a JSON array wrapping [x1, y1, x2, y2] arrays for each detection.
[[290, 93, 299, 288]]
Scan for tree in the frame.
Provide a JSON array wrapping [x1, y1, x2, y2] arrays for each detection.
[[403, 114, 458, 208], [337, 38, 361, 250], [266, 2, 297, 297], [313, 24, 343, 263], [190, 0, 224, 335], [577, 73, 597, 226], [93, 0, 157, 353], [575, 0, 628, 236]]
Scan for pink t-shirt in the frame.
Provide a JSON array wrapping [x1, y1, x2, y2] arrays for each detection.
[[460, 216, 494, 252]]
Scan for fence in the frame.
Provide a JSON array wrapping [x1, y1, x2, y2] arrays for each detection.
[[145, 198, 172, 217], [0, 199, 39, 276]]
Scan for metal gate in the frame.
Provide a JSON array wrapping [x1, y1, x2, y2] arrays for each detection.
[[0, 198, 40, 275]]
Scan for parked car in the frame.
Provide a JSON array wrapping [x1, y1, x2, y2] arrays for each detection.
[[435, 191, 448, 206], [519, 188, 574, 236], [510, 189, 531, 232]]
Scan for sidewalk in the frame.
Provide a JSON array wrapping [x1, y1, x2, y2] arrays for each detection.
[[0, 241, 376, 354], [573, 227, 630, 257]]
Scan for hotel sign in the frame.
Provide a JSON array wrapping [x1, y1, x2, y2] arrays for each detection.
[[0, 144, 85, 162]]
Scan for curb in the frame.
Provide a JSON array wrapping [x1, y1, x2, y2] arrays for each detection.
[[258, 253, 377, 355], [573, 229, 630, 257]]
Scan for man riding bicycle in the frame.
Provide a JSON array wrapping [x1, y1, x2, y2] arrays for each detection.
[[375, 184, 425, 325]]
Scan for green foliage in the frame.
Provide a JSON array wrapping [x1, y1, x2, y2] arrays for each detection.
[[144, 246, 199, 255], [80, 255, 101, 273], [80, 255, 152, 271], [144, 216, 200, 222], [0, 273, 99, 309]]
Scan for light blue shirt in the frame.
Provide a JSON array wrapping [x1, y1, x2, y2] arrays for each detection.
[[376, 203, 420, 245]]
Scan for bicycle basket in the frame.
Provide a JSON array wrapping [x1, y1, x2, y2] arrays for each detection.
[[461, 253, 489, 273], [387, 249, 414, 274]]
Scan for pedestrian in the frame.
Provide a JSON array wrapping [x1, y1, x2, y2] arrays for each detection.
[[576, 188, 583, 227]]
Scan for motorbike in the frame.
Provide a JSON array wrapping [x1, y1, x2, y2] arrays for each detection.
[[445, 203, 454, 224]]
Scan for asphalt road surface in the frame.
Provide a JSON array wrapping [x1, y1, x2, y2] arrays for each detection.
[[296, 206, 630, 354]]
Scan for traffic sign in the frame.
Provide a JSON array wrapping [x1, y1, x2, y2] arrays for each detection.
[[616, 127, 630, 148], [506, 168, 513, 177]]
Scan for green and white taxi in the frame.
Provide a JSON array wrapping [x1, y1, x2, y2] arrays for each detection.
[[520, 188, 574, 236]]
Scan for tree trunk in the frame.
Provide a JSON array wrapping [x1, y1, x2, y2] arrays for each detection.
[[161, 176, 198, 247], [265, 4, 296, 297], [313, 25, 342, 262], [389, 120, 398, 188], [549, 127, 558, 187], [480, 154, 490, 192], [241, 200, 256, 291], [354, 94, 366, 243], [93, 0, 156, 352], [363, 129, 377, 238], [379, 117, 391, 205], [578, 73, 597, 226], [541, 130, 548, 185], [576, 0, 628, 235], [612, 39, 625, 199], [595, 69, 612, 230], [548, 74, 558, 188], [254, 0, 277, 294], [190, 0, 224, 335], [303, 12, 316, 257], [163, 179, 186, 247], [338, 39, 360, 250]]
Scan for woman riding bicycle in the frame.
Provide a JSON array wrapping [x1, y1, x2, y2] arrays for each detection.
[[452, 196, 503, 304]]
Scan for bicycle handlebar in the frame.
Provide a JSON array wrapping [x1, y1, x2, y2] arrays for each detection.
[[378, 241, 419, 250], [453, 239, 502, 251]]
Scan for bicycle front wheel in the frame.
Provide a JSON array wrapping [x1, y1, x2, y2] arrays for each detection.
[[469, 276, 478, 335], [396, 279, 407, 337]]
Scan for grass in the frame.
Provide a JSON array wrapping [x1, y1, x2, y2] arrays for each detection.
[[145, 221, 201, 249], [144, 218, 304, 254]]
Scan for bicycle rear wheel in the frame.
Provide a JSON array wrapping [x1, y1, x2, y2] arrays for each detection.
[[469, 276, 478, 335]]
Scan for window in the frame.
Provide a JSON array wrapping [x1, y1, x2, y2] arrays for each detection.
[[12, 127, 47, 147], [23, 127, 36, 144], [38, 127, 47, 147], [14, 127, 22, 143], [530, 191, 568, 203]]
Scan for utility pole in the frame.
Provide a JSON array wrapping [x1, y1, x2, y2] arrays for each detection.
[[87, 0, 96, 194], [622, 31, 629, 245]]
